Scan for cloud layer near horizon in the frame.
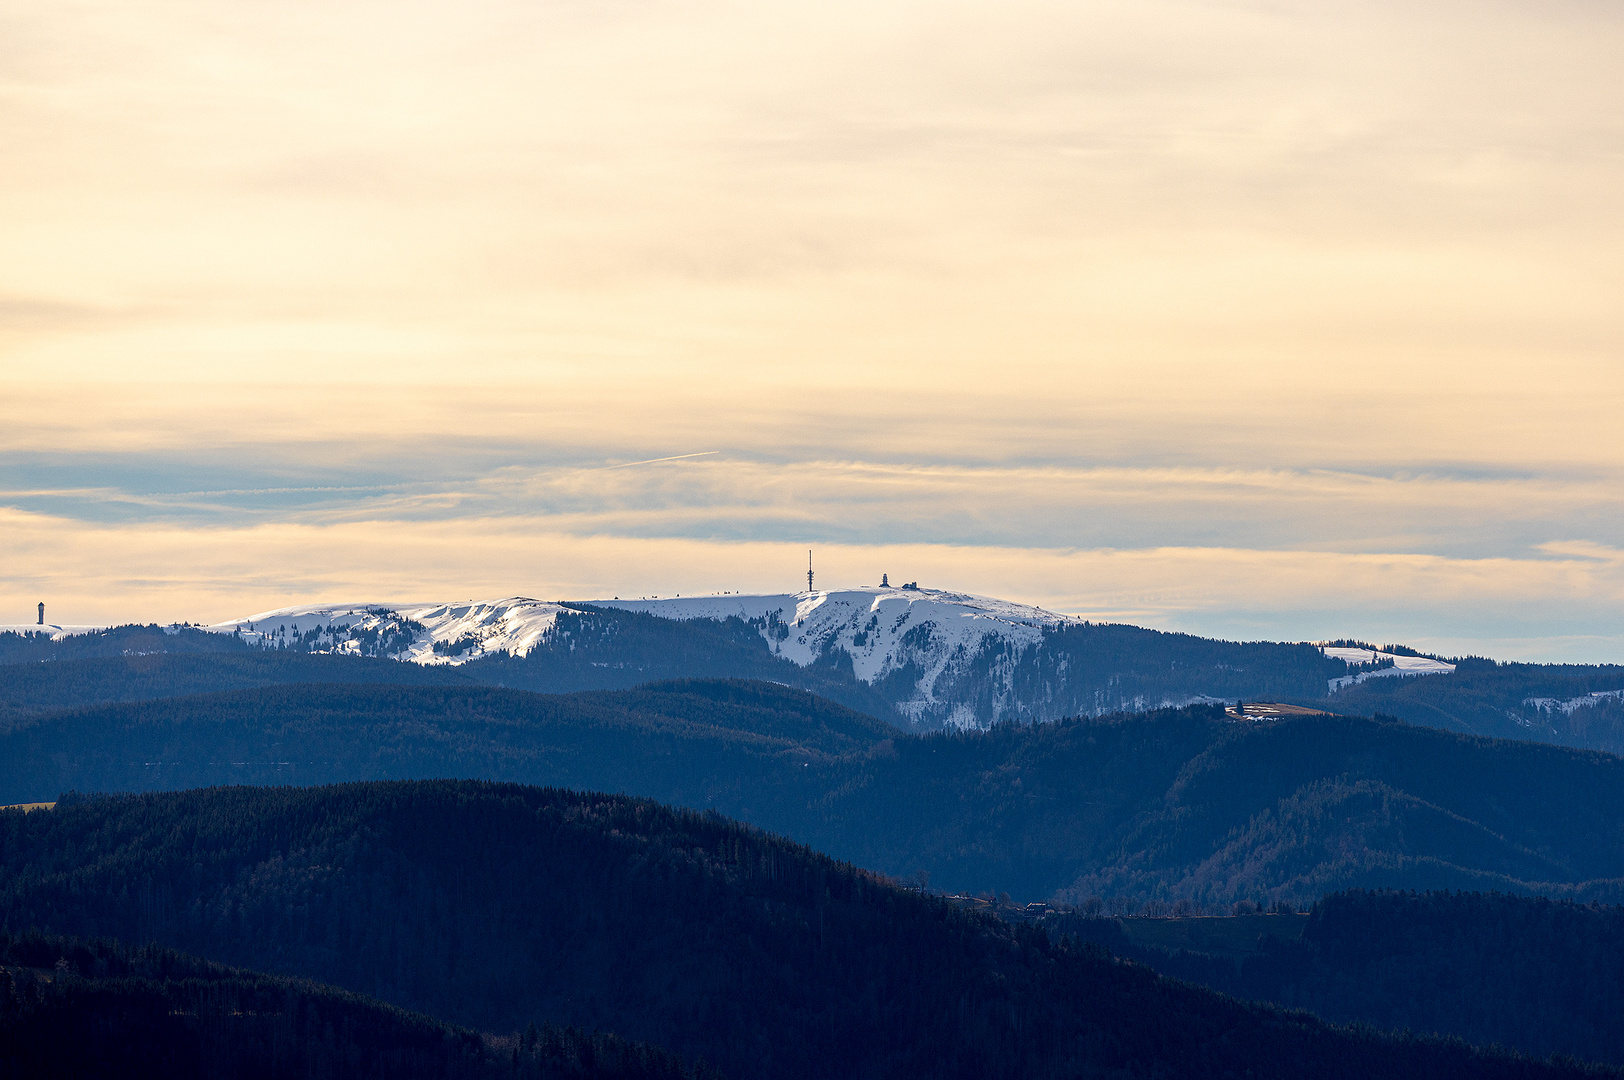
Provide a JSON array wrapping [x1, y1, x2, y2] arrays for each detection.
[[5, 506, 1624, 662], [2, 0, 1621, 659]]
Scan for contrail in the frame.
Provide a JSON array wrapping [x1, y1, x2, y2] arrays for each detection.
[[599, 451, 719, 470]]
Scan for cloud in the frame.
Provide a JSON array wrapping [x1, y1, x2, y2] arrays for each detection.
[[4, 445, 1620, 558], [1, 0, 1620, 658], [3, 507, 1622, 662], [3, 0, 1622, 390], [1539, 541, 1624, 565]]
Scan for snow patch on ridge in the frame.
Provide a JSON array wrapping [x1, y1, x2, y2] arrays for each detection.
[[205, 597, 568, 664], [599, 587, 1081, 730], [1323, 646, 1455, 692], [0, 623, 111, 639], [196, 587, 1082, 717], [1525, 688, 1624, 714], [600, 587, 1074, 679]]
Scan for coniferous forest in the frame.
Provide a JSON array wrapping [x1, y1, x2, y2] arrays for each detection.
[[1050, 890, 1624, 1065], [0, 781, 1614, 1080], [6, 678, 1624, 905], [0, 929, 707, 1080], [8, 616, 1624, 751], [7, 634, 1624, 1074]]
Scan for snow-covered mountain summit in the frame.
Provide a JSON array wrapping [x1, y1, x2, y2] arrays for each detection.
[[193, 586, 1439, 730], [598, 587, 1078, 679], [207, 597, 570, 664], [203, 587, 1087, 726], [599, 587, 1080, 725], [205, 587, 1076, 676]]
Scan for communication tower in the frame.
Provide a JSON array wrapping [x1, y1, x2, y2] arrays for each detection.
[[807, 550, 814, 594]]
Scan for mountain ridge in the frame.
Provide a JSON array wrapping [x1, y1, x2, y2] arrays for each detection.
[[0, 930, 705, 1080], [7, 588, 1623, 749], [8, 679, 1624, 907], [1, 779, 1608, 1080], [196, 588, 1357, 729]]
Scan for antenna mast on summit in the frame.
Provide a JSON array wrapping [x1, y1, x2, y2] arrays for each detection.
[[807, 549, 814, 594]]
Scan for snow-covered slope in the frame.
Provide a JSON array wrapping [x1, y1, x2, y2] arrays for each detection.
[[1525, 688, 1624, 714], [599, 588, 1075, 679], [1322, 646, 1456, 692], [21, 591, 1465, 730], [203, 588, 1076, 677], [0, 623, 111, 639], [206, 598, 568, 665], [599, 588, 1079, 726], [199, 587, 1082, 727]]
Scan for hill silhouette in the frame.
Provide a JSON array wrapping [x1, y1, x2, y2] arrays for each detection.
[[0, 611, 898, 723], [0, 929, 707, 1080], [1052, 890, 1624, 1066], [5, 681, 1624, 906], [0, 781, 1609, 1080], [10, 614, 1624, 753], [1322, 658, 1624, 753]]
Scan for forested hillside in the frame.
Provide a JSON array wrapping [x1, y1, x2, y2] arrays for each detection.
[[0, 651, 474, 721], [461, 606, 899, 719], [0, 625, 249, 663], [0, 782, 1606, 1080], [7, 684, 1624, 908], [0, 679, 890, 812], [1325, 658, 1624, 754], [0, 930, 707, 1080], [0, 611, 899, 723], [916, 620, 1345, 722], [1049, 890, 1624, 1066], [3, 608, 1346, 729], [9, 612, 1624, 756]]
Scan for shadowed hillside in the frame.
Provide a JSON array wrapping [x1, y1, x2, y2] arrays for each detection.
[[0, 625, 251, 664], [0, 782, 1609, 1080], [0, 650, 475, 721], [1322, 658, 1624, 754], [0, 930, 706, 1080], [6, 682, 1624, 906], [0, 611, 899, 724], [9, 614, 1624, 756], [1049, 890, 1624, 1066]]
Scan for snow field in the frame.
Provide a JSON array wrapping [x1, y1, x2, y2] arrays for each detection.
[[1322, 646, 1456, 692]]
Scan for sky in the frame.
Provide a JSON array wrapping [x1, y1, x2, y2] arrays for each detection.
[[2, 0, 1622, 661]]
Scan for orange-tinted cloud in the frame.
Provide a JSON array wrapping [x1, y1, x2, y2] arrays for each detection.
[[2, 0, 1621, 657]]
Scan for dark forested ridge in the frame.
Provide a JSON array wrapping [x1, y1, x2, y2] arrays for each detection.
[[0, 611, 1353, 729], [0, 610, 900, 722], [913, 620, 1347, 722], [0, 679, 892, 811], [9, 619, 1623, 1073], [0, 624, 249, 664], [1049, 890, 1624, 1066], [0, 650, 475, 720], [1324, 659, 1624, 754], [7, 681, 1624, 906], [10, 612, 1624, 755], [0, 930, 708, 1080], [0, 782, 1607, 1080], [460, 606, 901, 719]]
